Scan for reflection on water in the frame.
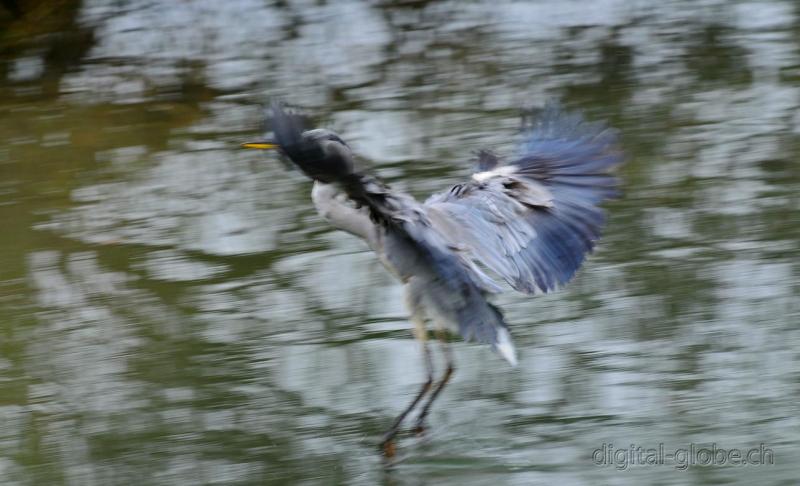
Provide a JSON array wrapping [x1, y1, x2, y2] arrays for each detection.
[[1, 0, 799, 484]]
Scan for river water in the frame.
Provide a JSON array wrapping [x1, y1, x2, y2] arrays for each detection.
[[1, 1, 798, 484]]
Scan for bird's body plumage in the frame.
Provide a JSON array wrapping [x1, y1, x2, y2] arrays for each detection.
[[311, 174, 517, 364]]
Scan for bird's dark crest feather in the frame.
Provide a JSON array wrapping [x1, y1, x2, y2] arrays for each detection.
[[474, 149, 501, 172]]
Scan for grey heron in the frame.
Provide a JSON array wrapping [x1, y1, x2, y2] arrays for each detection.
[[243, 102, 622, 456]]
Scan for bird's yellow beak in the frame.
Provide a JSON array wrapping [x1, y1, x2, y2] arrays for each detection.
[[241, 142, 279, 150]]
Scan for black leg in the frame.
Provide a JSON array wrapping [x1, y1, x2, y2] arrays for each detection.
[[414, 334, 455, 434], [380, 340, 433, 457]]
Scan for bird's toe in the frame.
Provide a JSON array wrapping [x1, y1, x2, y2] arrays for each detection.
[[381, 439, 396, 458]]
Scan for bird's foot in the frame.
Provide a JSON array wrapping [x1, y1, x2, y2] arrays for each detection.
[[380, 426, 400, 458], [380, 438, 397, 458], [413, 420, 427, 436]]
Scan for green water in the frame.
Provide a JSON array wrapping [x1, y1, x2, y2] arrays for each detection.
[[1, 1, 798, 484]]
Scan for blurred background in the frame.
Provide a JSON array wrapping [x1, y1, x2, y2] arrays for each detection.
[[1, 0, 799, 484]]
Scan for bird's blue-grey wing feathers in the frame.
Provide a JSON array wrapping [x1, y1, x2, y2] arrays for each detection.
[[349, 175, 516, 364], [426, 104, 622, 294], [388, 213, 517, 365]]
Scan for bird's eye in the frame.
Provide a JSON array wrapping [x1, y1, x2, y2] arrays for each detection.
[[328, 134, 347, 146]]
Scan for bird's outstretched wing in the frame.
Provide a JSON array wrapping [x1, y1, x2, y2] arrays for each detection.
[[425, 103, 623, 294]]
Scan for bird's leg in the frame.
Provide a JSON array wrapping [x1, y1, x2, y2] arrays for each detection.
[[380, 315, 433, 457], [414, 330, 455, 435]]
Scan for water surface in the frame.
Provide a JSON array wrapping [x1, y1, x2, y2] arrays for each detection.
[[1, 1, 799, 484]]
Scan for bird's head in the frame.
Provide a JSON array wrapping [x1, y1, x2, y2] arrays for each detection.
[[242, 103, 355, 184]]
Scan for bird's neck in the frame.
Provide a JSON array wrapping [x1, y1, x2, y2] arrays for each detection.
[[310, 180, 379, 246]]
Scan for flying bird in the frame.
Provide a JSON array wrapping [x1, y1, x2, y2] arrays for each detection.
[[243, 102, 622, 456]]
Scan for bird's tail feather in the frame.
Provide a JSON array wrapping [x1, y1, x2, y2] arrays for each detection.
[[494, 325, 518, 367], [487, 303, 517, 366]]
